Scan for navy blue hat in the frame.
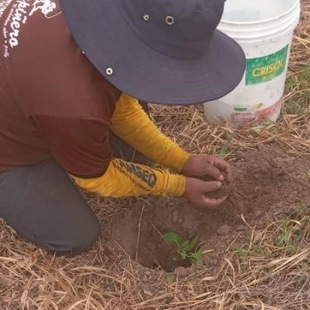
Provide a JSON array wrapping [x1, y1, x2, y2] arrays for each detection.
[[60, 0, 246, 105]]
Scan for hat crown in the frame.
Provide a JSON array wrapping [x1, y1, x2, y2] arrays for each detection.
[[117, 0, 226, 59]]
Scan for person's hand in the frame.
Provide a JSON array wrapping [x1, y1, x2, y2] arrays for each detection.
[[182, 177, 227, 208], [182, 154, 232, 184]]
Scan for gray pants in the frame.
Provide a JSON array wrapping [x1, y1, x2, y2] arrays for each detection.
[[0, 102, 149, 255]]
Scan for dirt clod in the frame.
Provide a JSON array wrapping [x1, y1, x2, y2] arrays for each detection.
[[217, 224, 231, 235], [236, 224, 246, 231], [254, 210, 262, 217], [171, 210, 180, 223], [174, 266, 191, 278]]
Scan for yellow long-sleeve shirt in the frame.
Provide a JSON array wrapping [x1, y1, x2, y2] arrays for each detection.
[[73, 94, 190, 198]]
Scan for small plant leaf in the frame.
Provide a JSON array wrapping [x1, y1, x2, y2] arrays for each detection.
[[163, 232, 184, 246], [182, 240, 190, 248], [179, 251, 187, 260], [164, 273, 175, 283], [190, 249, 204, 267], [191, 249, 203, 261], [186, 235, 199, 252], [163, 232, 203, 264], [219, 134, 233, 159]]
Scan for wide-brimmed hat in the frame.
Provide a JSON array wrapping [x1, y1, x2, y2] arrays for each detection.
[[60, 0, 246, 105]]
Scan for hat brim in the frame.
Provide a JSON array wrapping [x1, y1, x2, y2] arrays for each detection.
[[60, 0, 246, 105]]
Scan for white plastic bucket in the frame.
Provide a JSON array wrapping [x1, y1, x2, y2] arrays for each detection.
[[203, 0, 301, 128]]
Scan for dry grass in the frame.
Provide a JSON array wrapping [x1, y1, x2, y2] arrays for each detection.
[[0, 207, 309, 309], [1, 1, 310, 309]]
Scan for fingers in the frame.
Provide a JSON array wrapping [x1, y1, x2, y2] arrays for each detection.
[[202, 180, 222, 193], [204, 165, 223, 181], [184, 178, 228, 209], [192, 194, 227, 209], [201, 181, 226, 208], [213, 158, 232, 183], [203, 196, 227, 208], [198, 180, 227, 208]]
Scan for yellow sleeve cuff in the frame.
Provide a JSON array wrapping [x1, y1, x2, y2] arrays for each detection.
[[73, 158, 186, 198], [111, 93, 190, 172]]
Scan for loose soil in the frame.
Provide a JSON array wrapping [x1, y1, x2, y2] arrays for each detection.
[[104, 145, 310, 271], [206, 179, 232, 199]]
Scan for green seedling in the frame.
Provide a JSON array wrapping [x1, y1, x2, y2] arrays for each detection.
[[164, 273, 176, 283], [163, 232, 203, 267], [219, 134, 233, 159]]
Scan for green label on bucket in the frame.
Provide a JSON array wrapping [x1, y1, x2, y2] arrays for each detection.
[[246, 45, 289, 85]]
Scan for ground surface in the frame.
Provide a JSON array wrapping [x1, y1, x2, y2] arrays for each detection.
[[105, 145, 310, 271]]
